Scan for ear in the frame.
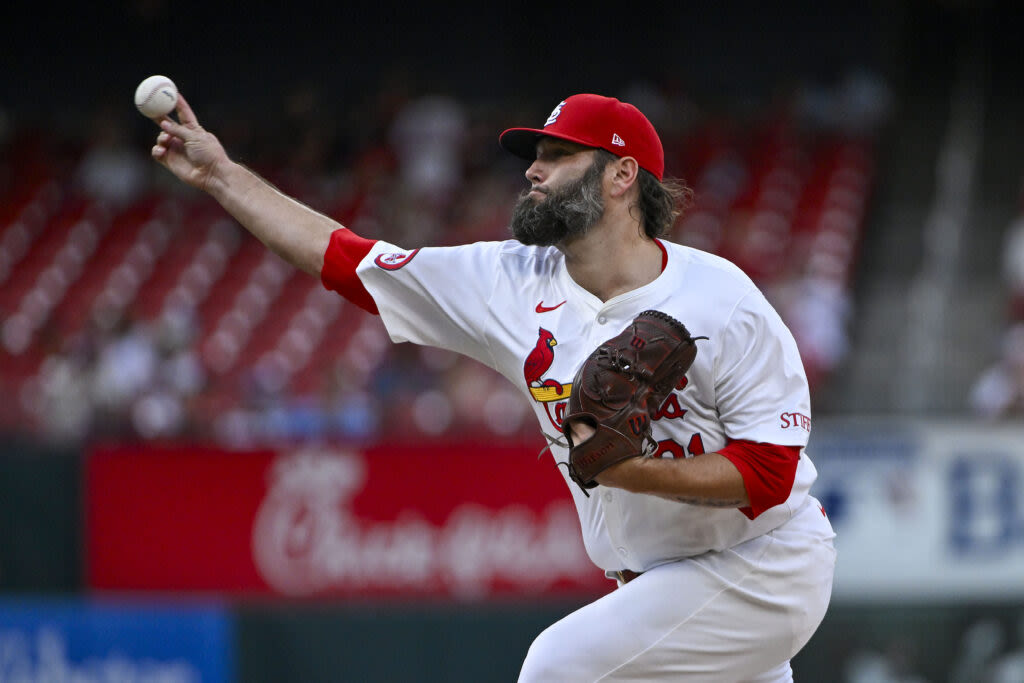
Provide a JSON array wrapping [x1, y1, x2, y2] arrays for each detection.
[[607, 156, 640, 199]]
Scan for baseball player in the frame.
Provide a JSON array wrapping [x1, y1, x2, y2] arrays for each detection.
[[151, 91, 836, 682]]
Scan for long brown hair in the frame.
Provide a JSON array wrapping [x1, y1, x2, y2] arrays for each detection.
[[596, 149, 692, 239]]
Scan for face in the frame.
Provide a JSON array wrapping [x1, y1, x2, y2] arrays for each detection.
[[509, 139, 609, 247]]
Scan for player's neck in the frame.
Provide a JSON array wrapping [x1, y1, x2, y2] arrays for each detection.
[[560, 215, 663, 302]]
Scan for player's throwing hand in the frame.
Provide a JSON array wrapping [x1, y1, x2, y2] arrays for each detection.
[[150, 93, 228, 192]]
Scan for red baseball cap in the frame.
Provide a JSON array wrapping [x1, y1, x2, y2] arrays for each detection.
[[500, 94, 665, 180]]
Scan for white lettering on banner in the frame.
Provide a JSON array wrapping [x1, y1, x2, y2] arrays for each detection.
[[0, 629, 198, 683], [251, 450, 591, 597]]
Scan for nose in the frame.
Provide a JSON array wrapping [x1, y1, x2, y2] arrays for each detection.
[[525, 159, 544, 185]]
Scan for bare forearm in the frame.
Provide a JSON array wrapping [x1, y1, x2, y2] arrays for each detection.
[[151, 96, 338, 276], [595, 453, 750, 508], [206, 161, 335, 276]]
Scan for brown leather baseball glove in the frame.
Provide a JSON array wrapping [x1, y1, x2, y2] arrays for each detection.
[[561, 310, 707, 495]]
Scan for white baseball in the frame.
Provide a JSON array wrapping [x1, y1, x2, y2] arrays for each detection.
[[134, 75, 178, 118]]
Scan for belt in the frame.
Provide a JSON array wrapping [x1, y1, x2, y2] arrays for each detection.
[[615, 569, 644, 584]]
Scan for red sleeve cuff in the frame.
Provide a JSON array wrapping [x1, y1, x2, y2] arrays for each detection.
[[718, 439, 800, 520], [320, 228, 379, 314]]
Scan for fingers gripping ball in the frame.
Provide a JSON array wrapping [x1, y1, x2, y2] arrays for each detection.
[[134, 75, 178, 118], [561, 310, 708, 495]]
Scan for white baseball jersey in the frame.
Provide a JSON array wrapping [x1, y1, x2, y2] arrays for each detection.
[[356, 238, 817, 574]]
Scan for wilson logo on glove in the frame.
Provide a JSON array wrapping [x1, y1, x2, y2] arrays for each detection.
[[561, 310, 708, 495], [628, 415, 649, 436]]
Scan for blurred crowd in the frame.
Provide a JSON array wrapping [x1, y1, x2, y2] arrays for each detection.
[[0, 72, 889, 446], [969, 186, 1024, 419], [843, 612, 1024, 683]]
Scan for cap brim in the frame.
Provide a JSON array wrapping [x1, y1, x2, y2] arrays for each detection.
[[499, 127, 600, 161]]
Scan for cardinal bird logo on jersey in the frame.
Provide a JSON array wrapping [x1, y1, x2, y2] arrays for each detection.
[[524, 328, 562, 391], [523, 328, 572, 430]]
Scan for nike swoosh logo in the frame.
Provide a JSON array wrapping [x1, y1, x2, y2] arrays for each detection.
[[535, 300, 566, 313]]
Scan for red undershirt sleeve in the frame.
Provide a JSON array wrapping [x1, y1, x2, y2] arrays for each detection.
[[717, 439, 801, 520], [320, 228, 379, 314]]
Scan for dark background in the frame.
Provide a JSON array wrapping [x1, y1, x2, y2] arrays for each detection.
[[7, 1, 889, 104], [7, 1, 1022, 196]]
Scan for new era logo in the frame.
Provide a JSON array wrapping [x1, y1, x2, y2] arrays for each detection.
[[612, 134, 625, 146]]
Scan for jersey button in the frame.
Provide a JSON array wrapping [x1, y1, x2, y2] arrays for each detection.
[[617, 547, 629, 557], [597, 315, 608, 324], [603, 491, 613, 502]]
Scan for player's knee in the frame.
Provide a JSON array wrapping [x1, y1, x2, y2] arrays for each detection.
[[518, 624, 580, 682]]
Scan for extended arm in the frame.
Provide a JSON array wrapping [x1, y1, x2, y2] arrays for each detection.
[[151, 93, 335, 276], [568, 420, 802, 516], [566, 421, 750, 506]]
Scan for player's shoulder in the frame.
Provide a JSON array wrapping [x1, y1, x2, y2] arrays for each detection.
[[660, 241, 792, 344], [494, 240, 564, 276], [663, 240, 756, 293], [495, 239, 558, 259], [660, 241, 778, 329], [422, 239, 562, 280], [441, 239, 556, 259]]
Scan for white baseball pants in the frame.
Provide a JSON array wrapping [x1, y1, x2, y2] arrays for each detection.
[[518, 497, 836, 682]]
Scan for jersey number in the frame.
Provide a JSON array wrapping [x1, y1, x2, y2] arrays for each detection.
[[654, 433, 705, 459]]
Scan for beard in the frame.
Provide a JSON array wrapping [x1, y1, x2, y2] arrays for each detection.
[[509, 156, 607, 247]]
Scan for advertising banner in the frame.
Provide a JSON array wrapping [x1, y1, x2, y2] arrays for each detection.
[[86, 443, 609, 599], [812, 420, 1024, 600], [0, 599, 233, 682]]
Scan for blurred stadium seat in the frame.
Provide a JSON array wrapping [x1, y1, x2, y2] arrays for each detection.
[[0, 85, 882, 443]]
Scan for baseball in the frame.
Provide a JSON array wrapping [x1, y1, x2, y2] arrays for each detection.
[[134, 75, 178, 118]]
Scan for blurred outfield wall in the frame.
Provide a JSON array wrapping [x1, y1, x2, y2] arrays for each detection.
[[2, 419, 1024, 681]]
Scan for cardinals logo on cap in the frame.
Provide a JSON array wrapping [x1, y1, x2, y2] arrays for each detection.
[[500, 93, 667, 180], [545, 101, 567, 127]]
